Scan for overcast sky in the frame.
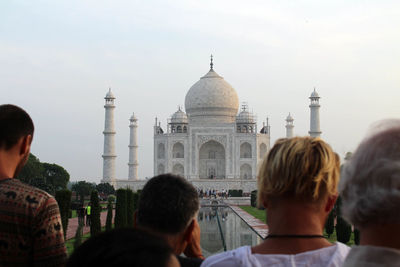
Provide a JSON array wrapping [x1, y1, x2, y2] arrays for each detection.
[[2, 0, 399, 183]]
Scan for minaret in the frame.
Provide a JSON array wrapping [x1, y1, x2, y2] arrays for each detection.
[[128, 113, 138, 180], [285, 113, 294, 138], [102, 88, 117, 183], [309, 88, 322, 137]]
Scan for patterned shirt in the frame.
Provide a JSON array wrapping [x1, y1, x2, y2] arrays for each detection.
[[0, 178, 67, 266]]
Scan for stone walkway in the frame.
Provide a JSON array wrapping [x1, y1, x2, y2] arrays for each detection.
[[230, 205, 268, 239], [66, 210, 113, 240]]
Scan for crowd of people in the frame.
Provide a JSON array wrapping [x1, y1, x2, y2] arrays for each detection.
[[0, 103, 399, 266], [198, 188, 228, 199]]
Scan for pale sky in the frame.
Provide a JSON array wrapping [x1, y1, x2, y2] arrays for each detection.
[[1, 0, 399, 183]]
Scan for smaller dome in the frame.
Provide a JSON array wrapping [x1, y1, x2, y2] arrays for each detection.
[[170, 107, 188, 124], [105, 88, 115, 99], [236, 104, 255, 123], [310, 88, 319, 98], [286, 113, 294, 121]]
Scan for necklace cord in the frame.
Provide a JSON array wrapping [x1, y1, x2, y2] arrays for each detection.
[[266, 234, 326, 239]]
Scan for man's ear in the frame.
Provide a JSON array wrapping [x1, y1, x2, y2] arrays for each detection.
[[183, 219, 195, 243], [325, 194, 338, 213], [19, 135, 32, 156]]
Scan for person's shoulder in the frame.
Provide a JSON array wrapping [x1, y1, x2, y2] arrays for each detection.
[[201, 246, 251, 267], [8, 179, 55, 205], [334, 242, 351, 255], [326, 242, 351, 266]]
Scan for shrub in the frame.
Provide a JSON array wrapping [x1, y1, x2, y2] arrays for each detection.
[[228, 189, 243, 197], [336, 216, 352, 244], [90, 190, 101, 236], [250, 190, 257, 207], [55, 189, 72, 239], [133, 191, 140, 212], [105, 200, 113, 231], [115, 189, 127, 228], [325, 209, 335, 238], [73, 224, 83, 250], [107, 194, 116, 203], [126, 189, 134, 227]]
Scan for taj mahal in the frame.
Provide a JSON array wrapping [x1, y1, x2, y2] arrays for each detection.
[[101, 57, 322, 192]]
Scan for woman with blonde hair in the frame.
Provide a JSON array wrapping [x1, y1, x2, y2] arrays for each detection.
[[202, 137, 350, 267]]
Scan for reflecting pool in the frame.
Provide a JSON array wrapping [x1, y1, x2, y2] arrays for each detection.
[[198, 206, 264, 257]]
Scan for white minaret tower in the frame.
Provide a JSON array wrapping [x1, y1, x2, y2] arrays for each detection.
[[285, 113, 294, 138], [102, 88, 117, 183], [128, 113, 138, 180], [309, 88, 322, 137]]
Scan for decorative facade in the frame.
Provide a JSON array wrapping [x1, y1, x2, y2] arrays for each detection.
[[153, 59, 270, 190], [101, 58, 322, 193]]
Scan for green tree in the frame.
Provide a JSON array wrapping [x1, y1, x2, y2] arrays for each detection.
[[126, 189, 134, 227], [115, 189, 127, 228], [55, 189, 72, 239], [42, 163, 70, 192], [336, 217, 352, 244], [90, 191, 101, 236], [335, 196, 352, 244], [17, 153, 71, 196], [96, 183, 115, 196], [29, 177, 54, 194], [71, 181, 96, 203], [133, 191, 140, 212], [250, 190, 257, 207], [105, 198, 113, 231], [73, 224, 83, 250], [17, 153, 44, 183], [325, 209, 335, 238]]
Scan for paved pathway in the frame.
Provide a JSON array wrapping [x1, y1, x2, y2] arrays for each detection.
[[66, 210, 113, 240], [230, 205, 268, 239]]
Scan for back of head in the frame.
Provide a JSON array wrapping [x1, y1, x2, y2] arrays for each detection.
[[67, 228, 175, 267], [340, 121, 400, 228], [258, 137, 340, 204], [0, 104, 34, 150], [137, 174, 199, 234]]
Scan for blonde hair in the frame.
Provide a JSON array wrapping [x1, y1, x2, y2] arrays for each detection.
[[257, 137, 339, 206]]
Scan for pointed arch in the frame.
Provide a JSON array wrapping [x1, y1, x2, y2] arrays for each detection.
[[173, 142, 184, 158], [240, 142, 252, 158]]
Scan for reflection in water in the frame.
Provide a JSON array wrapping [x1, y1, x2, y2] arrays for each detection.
[[198, 207, 263, 257]]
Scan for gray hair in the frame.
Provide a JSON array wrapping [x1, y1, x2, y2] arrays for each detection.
[[339, 120, 400, 228]]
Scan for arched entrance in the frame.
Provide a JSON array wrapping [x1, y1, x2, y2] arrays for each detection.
[[240, 163, 252, 179], [199, 140, 225, 179]]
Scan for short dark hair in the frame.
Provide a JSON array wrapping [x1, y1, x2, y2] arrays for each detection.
[[67, 228, 174, 267], [137, 174, 199, 234], [0, 104, 34, 150]]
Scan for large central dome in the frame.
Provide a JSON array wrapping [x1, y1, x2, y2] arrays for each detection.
[[185, 65, 239, 124]]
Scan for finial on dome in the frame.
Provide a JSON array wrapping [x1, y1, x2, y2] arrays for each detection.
[[210, 54, 214, 70]]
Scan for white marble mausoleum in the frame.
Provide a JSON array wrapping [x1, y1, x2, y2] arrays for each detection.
[[101, 57, 322, 193], [152, 59, 270, 192]]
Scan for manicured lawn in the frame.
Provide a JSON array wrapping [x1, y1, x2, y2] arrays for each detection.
[[66, 225, 109, 256], [70, 210, 77, 218], [66, 231, 91, 256], [239, 206, 266, 223], [239, 206, 355, 246]]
